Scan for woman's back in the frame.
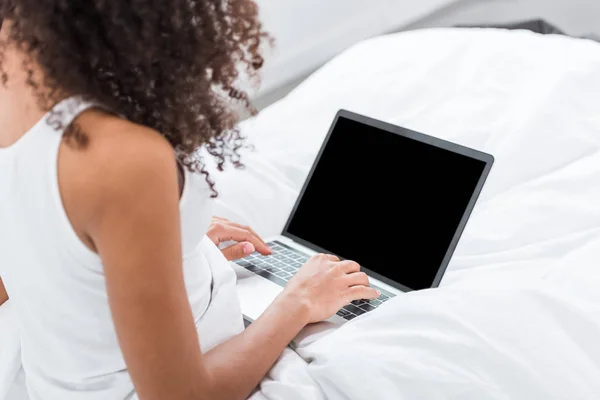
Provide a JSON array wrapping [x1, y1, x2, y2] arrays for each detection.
[[0, 97, 243, 399], [0, 3, 379, 399]]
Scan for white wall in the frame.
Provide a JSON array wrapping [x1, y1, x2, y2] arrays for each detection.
[[255, 0, 461, 96], [254, 0, 600, 106], [408, 0, 600, 35]]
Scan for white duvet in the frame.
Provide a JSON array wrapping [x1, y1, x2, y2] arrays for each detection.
[[3, 28, 600, 399]]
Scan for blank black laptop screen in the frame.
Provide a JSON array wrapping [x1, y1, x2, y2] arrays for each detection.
[[285, 116, 486, 290]]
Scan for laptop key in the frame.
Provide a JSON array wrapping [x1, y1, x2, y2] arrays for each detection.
[[244, 264, 261, 274], [343, 304, 366, 315], [336, 309, 351, 317], [345, 314, 357, 320], [242, 242, 314, 288], [359, 303, 376, 312], [254, 260, 268, 267], [255, 270, 287, 288]]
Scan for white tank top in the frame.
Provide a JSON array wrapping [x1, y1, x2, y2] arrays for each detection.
[[0, 97, 244, 400]]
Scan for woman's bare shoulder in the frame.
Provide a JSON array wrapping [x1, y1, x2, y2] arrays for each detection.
[[58, 109, 180, 249]]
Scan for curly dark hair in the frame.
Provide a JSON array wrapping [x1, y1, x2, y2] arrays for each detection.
[[0, 0, 269, 196]]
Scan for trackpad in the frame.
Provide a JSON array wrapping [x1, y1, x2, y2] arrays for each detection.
[[234, 263, 283, 322]]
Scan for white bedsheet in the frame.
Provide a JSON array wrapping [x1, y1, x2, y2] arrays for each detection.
[[216, 28, 600, 399], [3, 28, 600, 399]]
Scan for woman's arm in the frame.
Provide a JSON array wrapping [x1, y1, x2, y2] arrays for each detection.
[[72, 117, 377, 400], [83, 127, 209, 400], [0, 278, 8, 307], [201, 251, 374, 400]]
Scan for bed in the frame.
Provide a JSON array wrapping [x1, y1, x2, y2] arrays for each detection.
[[3, 28, 600, 399]]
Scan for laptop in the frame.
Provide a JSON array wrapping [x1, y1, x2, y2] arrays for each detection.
[[231, 110, 494, 343]]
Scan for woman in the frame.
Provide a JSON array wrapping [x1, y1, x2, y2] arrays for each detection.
[[0, 1, 378, 400]]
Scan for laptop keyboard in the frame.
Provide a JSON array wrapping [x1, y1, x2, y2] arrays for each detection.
[[234, 240, 396, 321]]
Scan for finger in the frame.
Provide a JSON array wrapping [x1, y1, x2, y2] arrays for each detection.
[[220, 220, 270, 250], [310, 253, 338, 262], [344, 272, 370, 287], [345, 286, 380, 302], [212, 216, 229, 222], [221, 242, 256, 261], [320, 254, 339, 261], [214, 225, 271, 256], [213, 220, 270, 253], [311, 254, 339, 268], [337, 260, 360, 274]]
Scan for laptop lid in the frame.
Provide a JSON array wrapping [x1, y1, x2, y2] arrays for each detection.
[[282, 110, 494, 292]]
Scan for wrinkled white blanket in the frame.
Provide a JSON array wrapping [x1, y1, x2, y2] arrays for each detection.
[[3, 28, 600, 399], [253, 276, 600, 400], [220, 28, 600, 399]]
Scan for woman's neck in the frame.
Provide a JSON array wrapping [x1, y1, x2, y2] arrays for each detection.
[[0, 21, 48, 148]]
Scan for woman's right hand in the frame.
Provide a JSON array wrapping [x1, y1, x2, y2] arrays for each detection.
[[283, 254, 380, 324]]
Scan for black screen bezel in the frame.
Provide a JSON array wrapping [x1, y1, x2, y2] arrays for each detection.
[[282, 109, 494, 292]]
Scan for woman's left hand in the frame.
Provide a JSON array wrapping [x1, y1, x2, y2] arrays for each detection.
[[207, 217, 272, 261]]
